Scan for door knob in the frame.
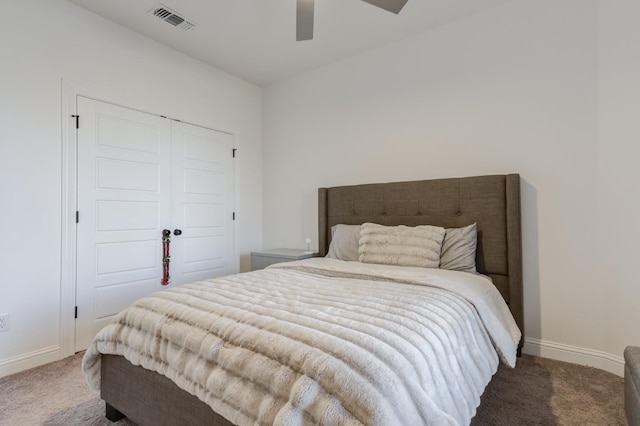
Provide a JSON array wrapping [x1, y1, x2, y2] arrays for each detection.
[[173, 229, 182, 236]]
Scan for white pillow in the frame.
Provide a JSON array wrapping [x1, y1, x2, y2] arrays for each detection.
[[326, 224, 361, 261], [358, 223, 445, 268], [440, 223, 477, 274]]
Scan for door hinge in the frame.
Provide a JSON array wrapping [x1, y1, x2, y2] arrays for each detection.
[[74, 306, 78, 319], [71, 114, 79, 129], [232, 212, 236, 220], [76, 211, 79, 223], [232, 148, 237, 158]]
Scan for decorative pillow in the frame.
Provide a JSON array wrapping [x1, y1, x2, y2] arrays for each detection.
[[326, 224, 361, 261], [358, 223, 445, 268], [440, 223, 477, 274]]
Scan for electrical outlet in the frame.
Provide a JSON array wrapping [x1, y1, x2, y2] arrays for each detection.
[[0, 313, 9, 332]]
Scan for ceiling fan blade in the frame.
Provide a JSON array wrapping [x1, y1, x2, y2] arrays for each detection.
[[296, 0, 314, 41], [360, 0, 408, 14]]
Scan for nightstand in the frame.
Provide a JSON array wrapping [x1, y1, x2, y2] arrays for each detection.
[[250, 248, 316, 271]]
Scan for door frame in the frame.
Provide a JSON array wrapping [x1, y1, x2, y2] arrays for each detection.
[[60, 80, 237, 358]]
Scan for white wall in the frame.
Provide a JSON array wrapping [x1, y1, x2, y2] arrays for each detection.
[[0, 0, 262, 376], [263, 0, 640, 374], [598, 0, 640, 366]]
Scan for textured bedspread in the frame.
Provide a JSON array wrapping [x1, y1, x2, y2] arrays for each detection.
[[83, 258, 520, 426]]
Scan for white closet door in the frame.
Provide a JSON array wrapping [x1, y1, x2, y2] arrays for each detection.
[[170, 121, 235, 285], [75, 97, 236, 352], [75, 97, 171, 351]]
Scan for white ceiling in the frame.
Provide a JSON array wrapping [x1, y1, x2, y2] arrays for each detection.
[[67, 0, 513, 87]]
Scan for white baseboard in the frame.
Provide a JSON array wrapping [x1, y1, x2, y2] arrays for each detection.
[[0, 346, 61, 378], [523, 337, 624, 377]]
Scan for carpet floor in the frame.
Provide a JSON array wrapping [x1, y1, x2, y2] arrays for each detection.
[[0, 352, 626, 425]]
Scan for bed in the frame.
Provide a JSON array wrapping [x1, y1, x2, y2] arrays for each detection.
[[83, 173, 524, 426]]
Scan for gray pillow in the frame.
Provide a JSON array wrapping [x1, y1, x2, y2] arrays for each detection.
[[326, 224, 361, 261], [440, 223, 477, 273]]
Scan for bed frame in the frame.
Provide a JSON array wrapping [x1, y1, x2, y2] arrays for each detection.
[[100, 173, 523, 425]]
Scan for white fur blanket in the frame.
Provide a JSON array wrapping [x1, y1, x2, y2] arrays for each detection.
[[83, 258, 520, 426]]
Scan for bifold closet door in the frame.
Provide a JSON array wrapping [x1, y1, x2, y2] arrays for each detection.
[[75, 97, 234, 352]]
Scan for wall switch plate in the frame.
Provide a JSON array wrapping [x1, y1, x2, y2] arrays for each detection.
[[0, 313, 9, 332]]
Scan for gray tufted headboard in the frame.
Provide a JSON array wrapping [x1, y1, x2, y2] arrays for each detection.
[[318, 174, 524, 350]]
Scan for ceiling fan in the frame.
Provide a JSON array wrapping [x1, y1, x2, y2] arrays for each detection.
[[296, 0, 409, 41]]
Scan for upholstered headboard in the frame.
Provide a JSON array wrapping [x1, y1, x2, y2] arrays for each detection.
[[318, 174, 523, 348]]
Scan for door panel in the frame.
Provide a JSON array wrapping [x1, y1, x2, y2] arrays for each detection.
[[94, 279, 157, 319], [183, 203, 223, 228], [96, 116, 160, 153], [75, 97, 171, 351], [96, 158, 159, 191], [96, 240, 158, 274], [170, 121, 235, 285], [96, 201, 159, 231]]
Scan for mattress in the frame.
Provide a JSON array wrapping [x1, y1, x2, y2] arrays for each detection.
[[83, 257, 521, 426]]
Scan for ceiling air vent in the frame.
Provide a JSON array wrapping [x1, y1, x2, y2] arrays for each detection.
[[149, 5, 196, 31]]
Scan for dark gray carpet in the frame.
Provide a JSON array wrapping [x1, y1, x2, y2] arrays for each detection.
[[472, 355, 625, 425], [0, 352, 626, 425]]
